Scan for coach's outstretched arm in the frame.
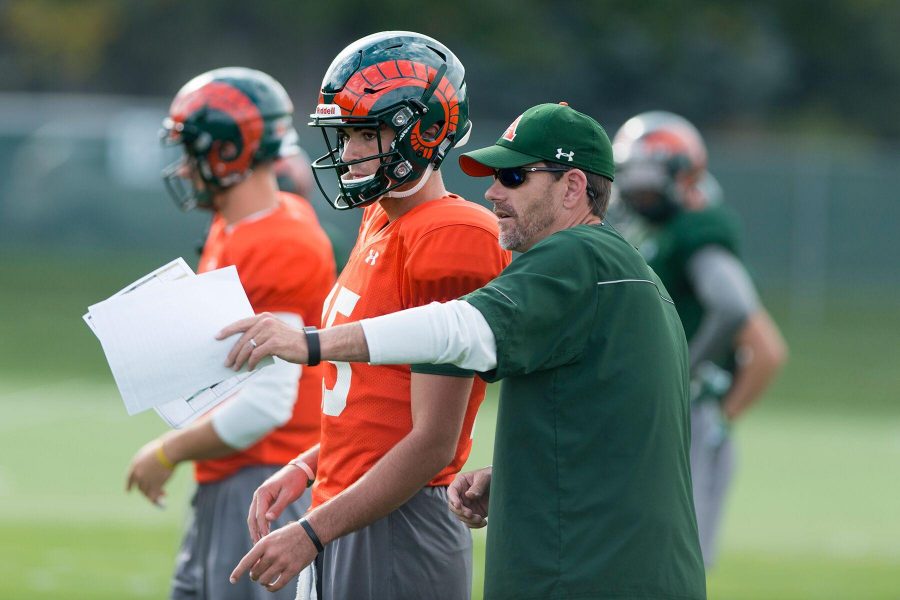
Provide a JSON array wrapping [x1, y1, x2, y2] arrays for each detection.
[[218, 300, 498, 373]]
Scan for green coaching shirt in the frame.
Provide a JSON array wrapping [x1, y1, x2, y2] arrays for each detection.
[[464, 223, 706, 600]]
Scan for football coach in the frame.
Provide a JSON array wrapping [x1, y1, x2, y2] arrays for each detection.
[[224, 102, 706, 600]]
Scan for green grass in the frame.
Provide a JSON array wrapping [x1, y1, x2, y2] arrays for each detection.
[[3, 522, 180, 600], [1, 256, 898, 599], [0, 380, 189, 599], [707, 410, 900, 599], [707, 552, 900, 600], [0, 251, 171, 383]]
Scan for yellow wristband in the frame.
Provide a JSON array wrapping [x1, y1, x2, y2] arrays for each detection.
[[155, 444, 176, 470]]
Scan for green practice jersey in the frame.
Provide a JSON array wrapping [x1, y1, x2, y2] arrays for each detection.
[[635, 204, 742, 343], [464, 223, 705, 600]]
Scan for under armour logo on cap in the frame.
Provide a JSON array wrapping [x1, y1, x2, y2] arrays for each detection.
[[556, 148, 574, 161]]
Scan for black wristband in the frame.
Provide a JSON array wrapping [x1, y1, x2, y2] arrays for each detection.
[[304, 326, 321, 367], [298, 517, 325, 553]]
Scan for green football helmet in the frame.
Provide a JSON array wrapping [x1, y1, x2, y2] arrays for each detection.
[[161, 67, 299, 211], [612, 111, 707, 223], [309, 31, 471, 210]]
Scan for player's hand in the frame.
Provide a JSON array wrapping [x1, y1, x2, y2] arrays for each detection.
[[217, 313, 308, 371], [448, 466, 492, 528], [125, 439, 175, 507], [249, 464, 310, 543], [230, 520, 317, 592]]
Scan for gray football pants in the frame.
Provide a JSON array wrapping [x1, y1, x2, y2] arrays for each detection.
[[170, 465, 312, 600], [303, 486, 472, 600], [690, 401, 735, 567]]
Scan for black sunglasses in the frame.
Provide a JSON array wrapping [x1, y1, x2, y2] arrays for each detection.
[[492, 166, 570, 188]]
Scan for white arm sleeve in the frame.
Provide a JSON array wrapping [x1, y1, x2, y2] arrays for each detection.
[[361, 300, 498, 372], [212, 312, 303, 449]]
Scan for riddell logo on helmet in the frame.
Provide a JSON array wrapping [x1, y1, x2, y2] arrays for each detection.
[[502, 115, 523, 142], [315, 104, 342, 117]]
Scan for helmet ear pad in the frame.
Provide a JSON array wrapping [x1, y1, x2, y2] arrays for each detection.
[[641, 155, 692, 221], [182, 109, 253, 189], [668, 154, 711, 210], [372, 77, 458, 171], [667, 153, 693, 178]]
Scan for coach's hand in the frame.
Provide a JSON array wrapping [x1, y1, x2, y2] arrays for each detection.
[[230, 520, 316, 592], [249, 465, 309, 543], [218, 313, 308, 371], [126, 438, 175, 507], [448, 466, 491, 528]]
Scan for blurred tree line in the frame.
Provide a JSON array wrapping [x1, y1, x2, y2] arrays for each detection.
[[1, 0, 897, 139]]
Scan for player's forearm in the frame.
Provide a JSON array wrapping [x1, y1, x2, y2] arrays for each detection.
[[304, 432, 456, 546], [293, 444, 320, 475], [721, 311, 787, 421], [721, 364, 766, 421], [212, 359, 301, 449], [161, 419, 238, 464], [318, 322, 371, 363]]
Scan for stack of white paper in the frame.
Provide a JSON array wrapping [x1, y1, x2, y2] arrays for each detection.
[[84, 259, 271, 428]]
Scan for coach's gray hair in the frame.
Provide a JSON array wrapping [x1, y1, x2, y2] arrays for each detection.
[[545, 161, 613, 218]]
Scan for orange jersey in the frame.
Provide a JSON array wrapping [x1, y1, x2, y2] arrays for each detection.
[[195, 192, 336, 483], [312, 195, 511, 507]]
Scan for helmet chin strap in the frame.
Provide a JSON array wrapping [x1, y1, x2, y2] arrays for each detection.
[[385, 164, 434, 199]]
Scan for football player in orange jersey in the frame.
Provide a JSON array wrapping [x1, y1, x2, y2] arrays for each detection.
[[230, 32, 510, 599], [125, 67, 336, 600]]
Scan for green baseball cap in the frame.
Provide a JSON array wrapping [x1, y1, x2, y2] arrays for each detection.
[[459, 102, 615, 180]]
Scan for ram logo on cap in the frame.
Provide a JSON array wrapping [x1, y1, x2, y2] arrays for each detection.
[[502, 114, 523, 142]]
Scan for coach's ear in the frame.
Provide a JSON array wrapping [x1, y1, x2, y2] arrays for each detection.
[[560, 169, 590, 210]]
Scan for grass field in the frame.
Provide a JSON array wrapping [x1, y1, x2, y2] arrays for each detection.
[[1, 254, 898, 599]]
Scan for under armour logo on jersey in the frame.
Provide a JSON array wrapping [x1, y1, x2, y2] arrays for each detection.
[[556, 148, 575, 162], [364, 249, 379, 266]]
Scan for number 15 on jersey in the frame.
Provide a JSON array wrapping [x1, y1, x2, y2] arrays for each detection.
[[320, 284, 361, 416]]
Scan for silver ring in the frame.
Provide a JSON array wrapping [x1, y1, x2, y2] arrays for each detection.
[[249, 338, 258, 349]]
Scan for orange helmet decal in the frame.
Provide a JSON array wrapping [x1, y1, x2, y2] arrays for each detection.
[[641, 128, 706, 171], [170, 81, 264, 177], [334, 60, 458, 160]]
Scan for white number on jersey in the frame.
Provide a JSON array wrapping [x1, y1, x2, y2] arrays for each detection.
[[321, 283, 361, 416]]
